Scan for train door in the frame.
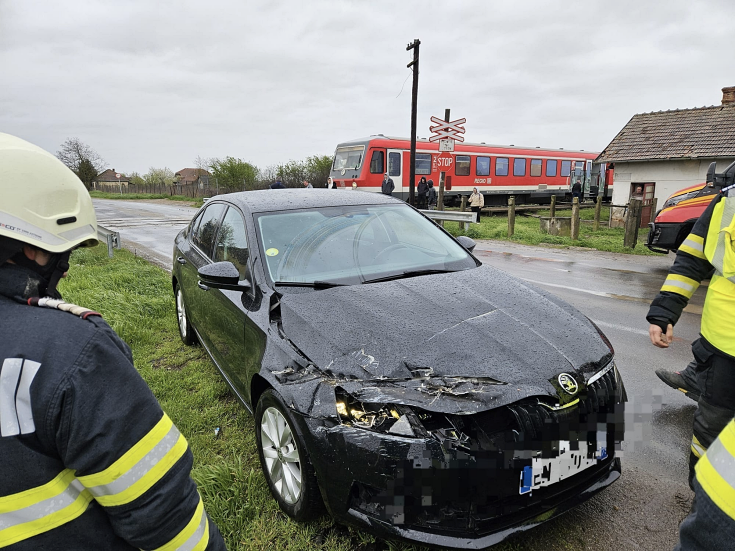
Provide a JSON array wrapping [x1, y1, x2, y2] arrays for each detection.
[[387, 149, 403, 198]]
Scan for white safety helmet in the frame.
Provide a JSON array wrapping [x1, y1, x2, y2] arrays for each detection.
[[0, 132, 98, 261]]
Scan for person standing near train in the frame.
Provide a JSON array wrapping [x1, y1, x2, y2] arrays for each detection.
[[469, 187, 484, 220]]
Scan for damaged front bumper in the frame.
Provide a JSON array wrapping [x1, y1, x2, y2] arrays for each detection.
[[294, 368, 625, 549]]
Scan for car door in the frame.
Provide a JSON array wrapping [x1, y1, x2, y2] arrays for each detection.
[[181, 202, 226, 337], [203, 205, 264, 403]]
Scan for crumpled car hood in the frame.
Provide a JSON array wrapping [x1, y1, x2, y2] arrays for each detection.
[[278, 265, 612, 407]]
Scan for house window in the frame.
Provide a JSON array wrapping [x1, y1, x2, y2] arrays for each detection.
[[530, 159, 542, 177], [476, 156, 490, 176], [546, 159, 557, 177], [455, 155, 471, 176], [496, 157, 509, 176], [513, 158, 526, 177]]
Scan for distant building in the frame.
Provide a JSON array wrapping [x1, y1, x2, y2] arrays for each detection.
[[92, 169, 131, 188], [597, 86, 735, 211], [175, 168, 211, 187]]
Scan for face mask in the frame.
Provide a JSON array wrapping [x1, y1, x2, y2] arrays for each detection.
[[10, 249, 70, 298]]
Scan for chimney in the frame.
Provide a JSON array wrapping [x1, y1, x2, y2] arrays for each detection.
[[722, 86, 735, 106]]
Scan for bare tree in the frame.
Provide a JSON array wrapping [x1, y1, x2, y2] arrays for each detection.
[[56, 138, 106, 190]]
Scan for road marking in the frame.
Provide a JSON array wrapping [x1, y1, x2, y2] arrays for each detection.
[[589, 320, 649, 336], [521, 278, 609, 297]]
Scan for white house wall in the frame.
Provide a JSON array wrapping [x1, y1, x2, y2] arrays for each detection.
[[611, 158, 735, 205]]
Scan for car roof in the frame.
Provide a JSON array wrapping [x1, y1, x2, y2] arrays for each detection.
[[210, 189, 401, 214]]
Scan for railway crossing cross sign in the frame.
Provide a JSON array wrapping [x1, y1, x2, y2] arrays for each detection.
[[429, 116, 466, 143]]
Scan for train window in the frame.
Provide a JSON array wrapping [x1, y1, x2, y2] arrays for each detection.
[[546, 159, 557, 177], [513, 158, 526, 177], [388, 152, 401, 176], [416, 153, 432, 175], [530, 159, 542, 177], [476, 156, 490, 176], [370, 150, 384, 174], [561, 160, 571, 177], [496, 157, 509, 176], [455, 155, 470, 176], [333, 145, 365, 171]]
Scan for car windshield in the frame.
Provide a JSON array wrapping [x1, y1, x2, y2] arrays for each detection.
[[255, 204, 477, 285], [333, 146, 364, 171]]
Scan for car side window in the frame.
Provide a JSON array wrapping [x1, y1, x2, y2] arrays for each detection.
[[192, 203, 226, 257], [213, 207, 250, 281]]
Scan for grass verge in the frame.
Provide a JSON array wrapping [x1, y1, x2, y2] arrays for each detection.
[[89, 190, 204, 207], [443, 206, 660, 255], [58, 245, 594, 551]]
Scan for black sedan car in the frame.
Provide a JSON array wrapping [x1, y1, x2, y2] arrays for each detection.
[[172, 189, 625, 549]]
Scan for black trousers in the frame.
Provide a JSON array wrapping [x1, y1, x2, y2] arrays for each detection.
[[471, 206, 481, 220], [688, 337, 735, 486]]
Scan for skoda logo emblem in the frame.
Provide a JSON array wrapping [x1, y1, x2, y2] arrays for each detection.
[[558, 373, 579, 395]]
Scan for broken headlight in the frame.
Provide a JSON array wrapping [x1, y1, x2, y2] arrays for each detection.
[[334, 388, 419, 437]]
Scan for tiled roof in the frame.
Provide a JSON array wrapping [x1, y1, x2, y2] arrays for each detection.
[[596, 104, 735, 163], [175, 168, 210, 182], [95, 169, 130, 182]]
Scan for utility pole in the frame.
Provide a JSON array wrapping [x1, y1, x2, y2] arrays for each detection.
[[406, 38, 420, 206]]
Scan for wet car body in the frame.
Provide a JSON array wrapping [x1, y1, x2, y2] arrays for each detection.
[[172, 189, 625, 549]]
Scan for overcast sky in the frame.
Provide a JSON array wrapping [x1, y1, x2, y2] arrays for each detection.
[[1, 0, 734, 176]]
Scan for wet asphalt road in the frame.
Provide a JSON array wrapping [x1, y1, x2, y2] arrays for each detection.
[[94, 198, 700, 550]]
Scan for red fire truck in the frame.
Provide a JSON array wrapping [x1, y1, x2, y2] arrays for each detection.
[[646, 161, 735, 253], [329, 135, 613, 206]]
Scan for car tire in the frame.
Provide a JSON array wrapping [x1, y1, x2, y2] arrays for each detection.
[[255, 389, 324, 521], [175, 284, 196, 346]]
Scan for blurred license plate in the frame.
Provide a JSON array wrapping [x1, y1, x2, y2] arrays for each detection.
[[519, 436, 608, 495]]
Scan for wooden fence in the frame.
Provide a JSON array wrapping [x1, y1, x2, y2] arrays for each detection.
[[94, 183, 214, 197]]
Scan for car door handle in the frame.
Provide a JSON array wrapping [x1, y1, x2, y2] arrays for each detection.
[[177, 256, 187, 264], [197, 281, 209, 291]]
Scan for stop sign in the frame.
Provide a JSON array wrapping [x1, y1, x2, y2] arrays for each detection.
[[432, 152, 453, 174]]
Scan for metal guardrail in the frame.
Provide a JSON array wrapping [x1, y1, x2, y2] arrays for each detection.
[[419, 209, 478, 229], [97, 225, 121, 258]]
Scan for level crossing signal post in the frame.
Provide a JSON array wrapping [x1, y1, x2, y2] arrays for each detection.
[[428, 110, 466, 215]]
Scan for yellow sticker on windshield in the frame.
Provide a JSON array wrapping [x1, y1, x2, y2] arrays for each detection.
[[266, 248, 279, 257]]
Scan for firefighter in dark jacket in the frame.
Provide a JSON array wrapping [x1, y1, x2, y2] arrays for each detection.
[[647, 181, 735, 487], [0, 133, 226, 550]]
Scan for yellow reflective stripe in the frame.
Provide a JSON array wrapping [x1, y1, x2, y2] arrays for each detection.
[[77, 413, 189, 507], [696, 422, 735, 520], [661, 274, 700, 298], [0, 469, 75, 513], [0, 473, 93, 547], [153, 495, 209, 551], [77, 414, 173, 487], [679, 233, 707, 260]]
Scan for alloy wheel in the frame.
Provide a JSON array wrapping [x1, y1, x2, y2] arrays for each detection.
[[260, 407, 302, 505], [176, 288, 187, 338]]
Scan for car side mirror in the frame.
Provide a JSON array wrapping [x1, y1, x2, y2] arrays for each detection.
[[456, 235, 476, 253], [198, 262, 251, 292]]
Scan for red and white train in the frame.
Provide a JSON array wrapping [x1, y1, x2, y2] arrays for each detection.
[[329, 135, 613, 206]]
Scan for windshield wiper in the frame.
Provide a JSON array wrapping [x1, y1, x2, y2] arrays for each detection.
[[362, 269, 457, 284], [273, 280, 347, 289]]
